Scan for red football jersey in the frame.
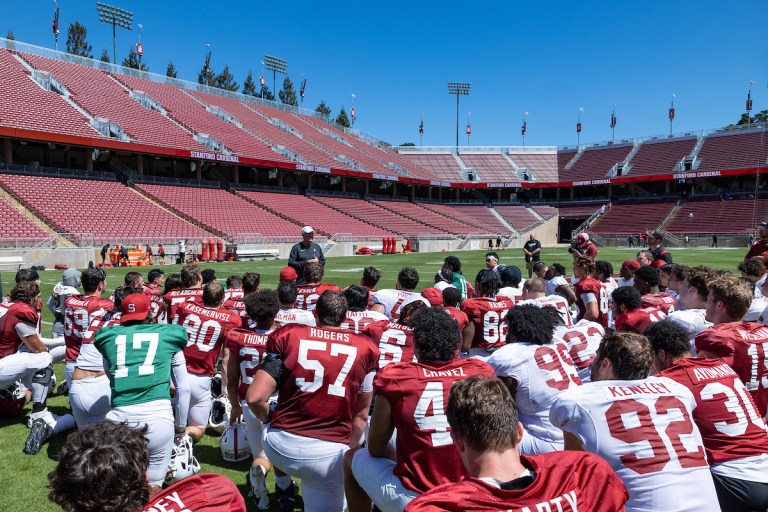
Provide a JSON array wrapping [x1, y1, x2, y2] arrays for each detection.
[[224, 288, 244, 301], [0, 302, 38, 358], [614, 307, 666, 334], [695, 322, 768, 415], [64, 294, 114, 362], [374, 358, 495, 493], [641, 292, 676, 314], [177, 302, 240, 375], [340, 310, 388, 334], [266, 324, 379, 444], [294, 283, 341, 311], [223, 297, 250, 329], [656, 357, 768, 467], [404, 451, 628, 512], [460, 297, 513, 350], [143, 284, 165, 321], [746, 239, 768, 260], [144, 473, 246, 512], [574, 277, 608, 328], [444, 306, 469, 333], [164, 288, 204, 324], [224, 328, 269, 402], [363, 320, 417, 369]]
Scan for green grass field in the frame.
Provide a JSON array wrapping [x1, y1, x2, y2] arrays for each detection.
[[0, 246, 748, 511]]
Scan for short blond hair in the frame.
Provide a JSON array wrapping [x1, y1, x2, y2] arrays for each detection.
[[708, 276, 752, 320]]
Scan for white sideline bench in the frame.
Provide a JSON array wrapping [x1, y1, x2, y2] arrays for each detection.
[[0, 256, 24, 271], [234, 248, 280, 261]]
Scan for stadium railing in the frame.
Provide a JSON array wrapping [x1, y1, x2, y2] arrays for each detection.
[[128, 174, 224, 189], [0, 162, 115, 181]]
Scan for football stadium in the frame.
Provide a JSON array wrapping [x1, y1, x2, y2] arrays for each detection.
[[1, 1, 768, 511]]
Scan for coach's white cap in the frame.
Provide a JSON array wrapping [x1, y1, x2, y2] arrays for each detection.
[[301, 226, 314, 234]]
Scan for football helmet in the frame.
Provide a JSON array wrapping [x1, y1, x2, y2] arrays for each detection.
[[577, 233, 590, 244], [210, 372, 223, 399], [220, 421, 250, 462], [209, 395, 231, 433], [165, 435, 200, 484]]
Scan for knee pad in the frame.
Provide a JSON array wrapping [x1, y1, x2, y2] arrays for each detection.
[[32, 364, 54, 386]]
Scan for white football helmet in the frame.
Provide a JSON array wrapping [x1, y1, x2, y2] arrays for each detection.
[[209, 395, 231, 433], [165, 436, 201, 484], [220, 421, 251, 462]]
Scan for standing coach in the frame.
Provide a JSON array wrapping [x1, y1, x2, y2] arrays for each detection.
[[288, 226, 325, 284]]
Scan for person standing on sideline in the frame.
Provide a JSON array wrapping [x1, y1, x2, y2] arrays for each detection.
[[746, 222, 768, 259], [100, 244, 110, 265], [288, 226, 325, 284], [158, 244, 165, 265], [648, 231, 673, 268], [177, 239, 186, 265], [627, 234, 635, 248], [522, 234, 542, 278], [496, 236, 502, 248], [684, 235, 689, 248], [712, 234, 718, 248]]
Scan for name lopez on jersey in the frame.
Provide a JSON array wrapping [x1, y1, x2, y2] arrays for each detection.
[[309, 328, 350, 342]]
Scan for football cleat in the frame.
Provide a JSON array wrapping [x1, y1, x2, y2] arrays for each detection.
[[24, 418, 53, 455], [208, 395, 231, 433], [55, 380, 69, 396], [248, 465, 270, 510], [275, 481, 298, 512], [220, 421, 250, 462], [210, 372, 223, 399]]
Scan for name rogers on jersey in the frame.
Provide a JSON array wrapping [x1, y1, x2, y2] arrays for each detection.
[[500, 490, 580, 512], [309, 327, 350, 342]]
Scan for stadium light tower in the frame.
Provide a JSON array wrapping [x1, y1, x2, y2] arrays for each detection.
[[52, 1, 60, 51], [96, 2, 133, 64], [747, 80, 755, 130], [577, 107, 584, 146], [669, 94, 676, 136], [610, 103, 617, 143], [264, 55, 287, 101], [522, 112, 528, 146], [448, 82, 470, 148]]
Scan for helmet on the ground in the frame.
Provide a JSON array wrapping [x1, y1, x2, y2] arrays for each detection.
[[209, 395, 231, 433], [220, 421, 250, 462]]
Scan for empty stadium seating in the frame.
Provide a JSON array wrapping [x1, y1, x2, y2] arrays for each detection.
[[665, 197, 768, 234], [114, 75, 286, 162], [589, 202, 676, 235], [0, 49, 101, 139], [508, 153, 559, 182], [458, 154, 518, 182], [237, 190, 393, 238], [562, 145, 634, 181], [696, 131, 768, 172], [399, 154, 464, 182], [493, 205, 541, 231], [370, 201, 482, 235], [626, 138, 697, 177], [0, 173, 210, 243], [20, 52, 205, 151], [311, 197, 447, 237], [137, 184, 301, 239], [0, 193, 50, 243], [439, 205, 511, 234]]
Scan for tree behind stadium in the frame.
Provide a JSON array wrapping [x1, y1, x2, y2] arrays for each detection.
[[316, 100, 332, 119], [335, 106, 350, 128], [242, 71, 257, 95], [122, 46, 148, 71], [279, 76, 298, 106], [66, 21, 92, 58], [215, 64, 239, 91], [166, 60, 177, 78]]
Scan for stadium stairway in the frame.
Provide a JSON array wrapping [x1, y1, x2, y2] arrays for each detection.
[[0, 179, 75, 247], [129, 184, 225, 238]]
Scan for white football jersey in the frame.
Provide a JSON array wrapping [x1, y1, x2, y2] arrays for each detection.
[[535, 294, 574, 327], [617, 277, 634, 287], [372, 289, 429, 321], [744, 297, 768, 323], [666, 309, 712, 355], [545, 275, 570, 297], [603, 277, 619, 296], [487, 341, 581, 448], [554, 319, 605, 382], [340, 310, 388, 334], [550, 378, 719, 512], [274, 307, 316, 327], [498, 286, 522, 301], [47, 283, 80, 317]]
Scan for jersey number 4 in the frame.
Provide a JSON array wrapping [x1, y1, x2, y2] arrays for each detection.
[[414, 381, 451, 447]]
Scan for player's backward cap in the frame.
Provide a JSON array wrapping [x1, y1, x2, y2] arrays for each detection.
[[121, 293, 150, 323], [421, 287, 443, 307], [499, 265, 522, 287], [757, 221, 768, 230], [301, 226, 314, 234], [279, 266, 298, 281], [623, 259, 641, 271]]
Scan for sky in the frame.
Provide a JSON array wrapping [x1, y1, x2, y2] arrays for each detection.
[[3, 1, 767, 148]]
